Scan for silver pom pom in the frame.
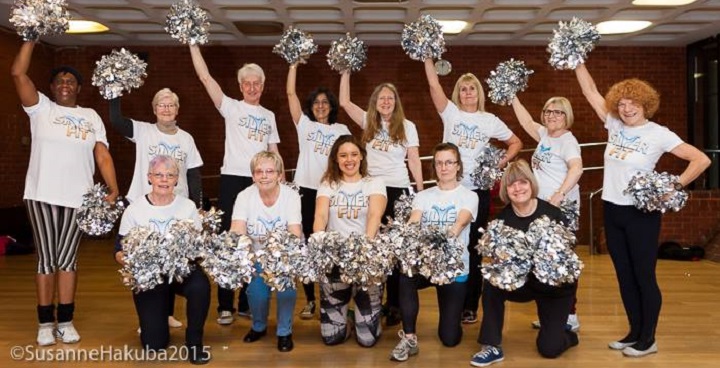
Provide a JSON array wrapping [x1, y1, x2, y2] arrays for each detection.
[[199, 207, 223, 234], [200, 232, 255, 290], [161, 220, 203, 282], [273, 26, 318, 65], [526, 216, 583, 286], [164, 0, 210, 45], [120, 226, 165, 293], [623, 171, 688, 213], [255, 228, 305, 292], [547, 17, 600, 70], [76, 183, 125, 236], [470, 144, 507, 190], [327, 33, 368, 73], [559, 199, 580, 232], [486, 59, 534, 106], [91, 48, 147, 100], [337, 233, 394, 290], [10, 0, 70, 41], [392, 192, 415, 223], [401, 14, 446, 62], [477, 220, 534, 291], [303, 231, 343, 283], [382, 221, 422, 278]]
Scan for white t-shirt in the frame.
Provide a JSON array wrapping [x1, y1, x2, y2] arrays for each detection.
[[602, 115, 683, 205], [362, 116, 419, 188], [217, 95, 280, 177], [231, 184, 302, 251], [532, 126, 581, 203], [317, 177, 387, 237], [412, 185, 479, 276], [293, 114, 351, 189], [439, 102, 513, 189], [119, 195, 201, 236], [126, 120, 203, 202], [23, 92, 109, 209]]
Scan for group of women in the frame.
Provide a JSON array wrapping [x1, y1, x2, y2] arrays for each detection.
[[11, 35, 709, 367]]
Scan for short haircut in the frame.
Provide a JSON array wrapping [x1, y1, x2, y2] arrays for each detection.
[[237, 63, 265, 84], [605, 78, 660, 119], [152, 88, 180, 108], [541, 96, 574, 129], [430, 142, 463, 182], [148, 155, 179, 175], [498, 159, 539, 204], [50, 66, 83, 86], [250, 151, 285, 174]]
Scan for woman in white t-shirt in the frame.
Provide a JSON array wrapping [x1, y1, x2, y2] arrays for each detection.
[[114, 155, 210, 365], [390, 143, 478, 362], [575, 63, 710, 357], [12, 41, 119, 347], [286, 62, 351, 319], [510, 95, 583, 331], [314, 135, 387, 347], [339, 71, 423, 326], [423, 59, 523, 324], [230, 151, 302, 352], [189, 45, 282, 323]]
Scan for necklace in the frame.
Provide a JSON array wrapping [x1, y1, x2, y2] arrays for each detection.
[[512, 199, 537, 217]]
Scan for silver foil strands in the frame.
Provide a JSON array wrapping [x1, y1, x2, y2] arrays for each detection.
[[161, 220, 203, 282], [401, 14, 446, 62], [559, 199, 580, 232], [526, 216, 583, 286], [392, 192, 415, 223], [470, 144, 507, 190], [306, 231, 343, 283], [327, 33, 368, 73], [76, 183, 125, 236], [92, 48, 147, 100], [337, 233, 395, 290], [165, 0, 210, 45], [10, 0, 70, 41], [382, 221, 422, 277], [623, 171, 688, 213], [199, 207, 223, 234], [477, 220, 534, 291], [486, 59, 534, 106], [200, 232, 255, 290], [255, 229, 305, 292], [273, 27, 318, 65], [547, 17, 600, 70]]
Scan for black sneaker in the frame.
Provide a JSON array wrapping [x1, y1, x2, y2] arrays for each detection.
[[462, 310, 478, 324], [187, 345, 211, 365]]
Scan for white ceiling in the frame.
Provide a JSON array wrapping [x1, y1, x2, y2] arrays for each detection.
[[1, 0, 720, 47]]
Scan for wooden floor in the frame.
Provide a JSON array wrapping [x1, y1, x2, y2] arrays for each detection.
[[1, 238, 720, 367]]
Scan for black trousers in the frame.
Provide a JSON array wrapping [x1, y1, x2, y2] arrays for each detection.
[[478, 277, 577, 358], [603, 201, 662, 344], [384, 186, 409, 310], [464, 189, 490, 313], [299, 186, 318, 303], [399, 274, 467, 347], [217, 174, 254, 313], [133, 268, 210, 350]]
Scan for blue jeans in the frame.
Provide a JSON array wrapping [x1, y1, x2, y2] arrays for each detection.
[[247, 264, 297, 336]]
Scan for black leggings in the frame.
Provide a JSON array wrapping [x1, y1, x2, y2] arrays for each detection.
[[399, 274, 467, 347], [299, 186, 318, 303], [603, 201, 662, 344], [217, 174, 254, 313], [464, 189, 490, 313], [133, 268, 210, 350]]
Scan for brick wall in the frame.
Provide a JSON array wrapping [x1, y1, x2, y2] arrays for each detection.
[[2, 30, 715, 249]]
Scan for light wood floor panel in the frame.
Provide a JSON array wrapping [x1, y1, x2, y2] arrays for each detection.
[[1, 238, 719, 367]]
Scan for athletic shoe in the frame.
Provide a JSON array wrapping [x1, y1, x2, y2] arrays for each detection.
[[216, 310, 234, 325], [609, 340, 637, 350], [55, 321, 81, 343], [37, 323, 56, 346], [471, 345, 504, 367], [299, 301, 316, 320], [532, 314, 580, 332], [462, 310, 478, 324], [390, 330, 418, 362], [237, 309, 252, 319]]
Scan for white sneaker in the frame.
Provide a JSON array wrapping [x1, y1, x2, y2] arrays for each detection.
[[137, 327, 141, 335], [390, 330, 418, 361], [55, 321, 81, 344], [37, 323, 56, 346], [216, 310, 234, 325], [168, 316, 183, 328], [566, 314, 580, 332]]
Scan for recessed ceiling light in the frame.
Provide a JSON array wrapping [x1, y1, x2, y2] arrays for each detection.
[[632, 0, 697, 6], [438, 20, 467, 34], [66, 20, 109, 34], [596, 20, 652, 34]]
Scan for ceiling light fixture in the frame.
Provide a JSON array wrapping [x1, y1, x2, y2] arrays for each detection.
[[632, 0, 697, 6], [66, 20, 109, 34], [596, 20, 652, 34], [437, 20, 467, 34]]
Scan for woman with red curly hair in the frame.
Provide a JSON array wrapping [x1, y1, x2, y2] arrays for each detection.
[[575, 63, 709, 357]]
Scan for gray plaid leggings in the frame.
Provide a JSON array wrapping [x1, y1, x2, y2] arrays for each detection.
[[319, 279, 383, 347]]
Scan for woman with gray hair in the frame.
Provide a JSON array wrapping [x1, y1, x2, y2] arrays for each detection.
[[109, 87, 204, 329]]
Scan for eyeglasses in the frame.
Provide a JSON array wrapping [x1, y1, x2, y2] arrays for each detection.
[[156, 103, 177, 109], [542, 109, 566, 117], [434, 160, 458, 168], [242, 81, 263, 89], [253, 169, 277, 176], [150, 173, 178, 180]]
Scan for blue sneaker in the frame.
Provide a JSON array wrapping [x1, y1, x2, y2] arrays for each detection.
[[471, 345, 504, 367]]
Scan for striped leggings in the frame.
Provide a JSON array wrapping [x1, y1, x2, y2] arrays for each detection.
[[320, 279, 383, 347], [25, 200, 83, 274]]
